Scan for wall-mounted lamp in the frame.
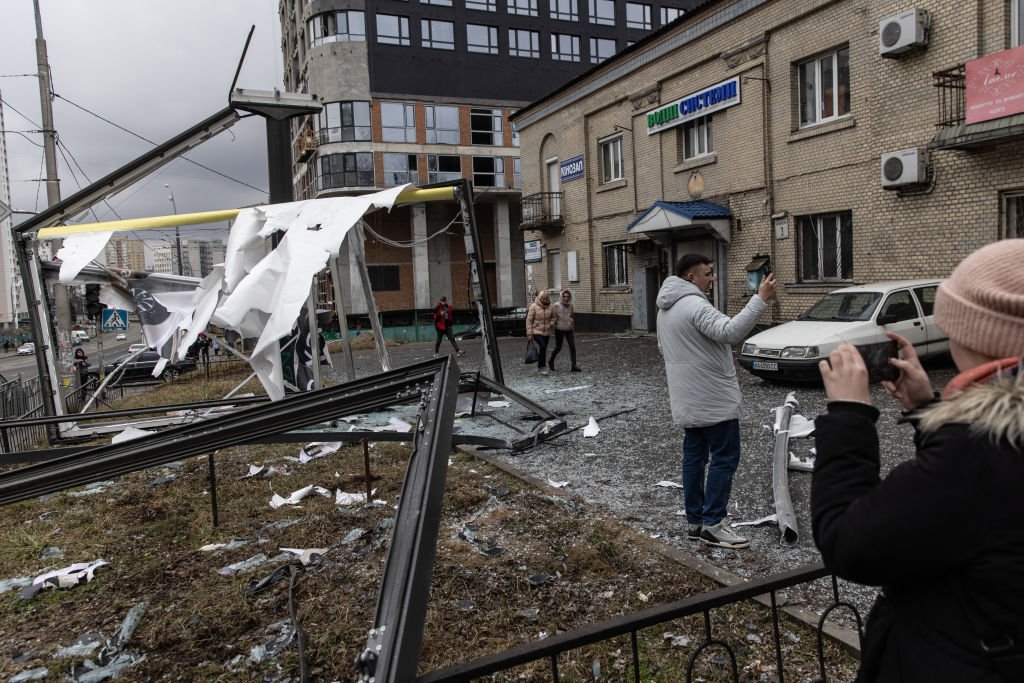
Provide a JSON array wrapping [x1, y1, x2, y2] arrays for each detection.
[[612, 124, 633, 132], [741, 76, 772, 91]]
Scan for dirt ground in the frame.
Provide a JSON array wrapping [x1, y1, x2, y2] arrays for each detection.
[[0, 362, 860, 682]]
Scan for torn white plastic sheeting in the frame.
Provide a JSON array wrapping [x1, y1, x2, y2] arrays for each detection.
[[20, 560, 108, 599], [788, 452, 816, 473], [56, 231, 115, 283], [547, 478, 569, 488], [582, 416, 600, 438], [240, 464, 288, 479], [486, 400, 511, 408], [542, 385, 592, 394], [199, 540, 249, 552], [788, 414, 816, 439], [111, 427, 155, 444], [269, 485, 333, 509], [280, 547, 327, 565], [386, 417, 413, 433], [299, 441, 341, 463], [336, 489, 376, 506], [654, 480, 684, 489], [732, 514, 779, 528], [211, 188, 407, 399]]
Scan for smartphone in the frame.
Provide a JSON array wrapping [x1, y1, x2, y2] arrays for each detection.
[[857, 340, 900, 383]]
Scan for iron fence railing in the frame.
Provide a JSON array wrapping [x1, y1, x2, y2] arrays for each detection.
[[520, 192, 564, 229], [0, 377, 45, 453], [419, 563, 862, 683], [933, 64, 966, 128]]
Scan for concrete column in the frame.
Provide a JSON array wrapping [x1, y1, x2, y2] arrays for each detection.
[[412, 205, 431, 309], [345, 238, 367, 314], [427, 207, 453, 301], [494, 198, 514, 307]]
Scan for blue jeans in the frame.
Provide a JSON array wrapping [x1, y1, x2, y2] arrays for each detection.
[[682, 419, 741, 527]]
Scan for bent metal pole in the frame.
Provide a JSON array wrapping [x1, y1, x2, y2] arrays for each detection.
[[772, 392, 800, 545]]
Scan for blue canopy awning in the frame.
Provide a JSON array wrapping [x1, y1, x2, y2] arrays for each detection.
[[626, 200, 732, 243]]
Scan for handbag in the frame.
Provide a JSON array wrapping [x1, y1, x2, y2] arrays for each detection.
[[524, 339, 539, 364]]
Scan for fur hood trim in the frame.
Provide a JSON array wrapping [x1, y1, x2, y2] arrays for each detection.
[[919, 370, 1024, 447]]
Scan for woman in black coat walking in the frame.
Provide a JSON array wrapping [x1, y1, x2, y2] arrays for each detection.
[[812, 240, 1024, 682]]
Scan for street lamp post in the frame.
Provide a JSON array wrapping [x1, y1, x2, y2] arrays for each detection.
[[164, 183, 184, 276]]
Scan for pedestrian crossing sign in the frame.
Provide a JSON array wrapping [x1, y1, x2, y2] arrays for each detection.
[[101, 309, 128, 332]]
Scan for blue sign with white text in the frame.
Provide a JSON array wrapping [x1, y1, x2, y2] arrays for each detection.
[[560, 155, 585, 183], [101, 308, 128, 332]]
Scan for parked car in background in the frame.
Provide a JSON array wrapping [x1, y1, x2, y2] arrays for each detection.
[[16, 342, 35, 356], [456, 307, 529, 340], [86, 351, 196, 384], [128, 343, 149, 354], [115, 332, 127, 341], [738, 280, 947, 383]]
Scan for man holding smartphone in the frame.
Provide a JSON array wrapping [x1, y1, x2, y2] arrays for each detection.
[[656, 254, 777, 549]]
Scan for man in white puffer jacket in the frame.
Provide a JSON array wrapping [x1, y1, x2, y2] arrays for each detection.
[[656, 254, 777, 549]]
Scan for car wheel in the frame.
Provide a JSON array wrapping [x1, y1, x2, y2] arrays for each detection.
[[162, 368, 180, 382]]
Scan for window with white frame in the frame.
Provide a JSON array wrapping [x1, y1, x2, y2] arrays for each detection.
[[1014, 0, 1023, 47], [308, 11, 365, 46], [425, 105, 460, 144], [427, 154, 462, 183], [798, 46, 850, 127], [383, 153, 418, 186], [550, 0, 579, 21], [376, 14, 410, 46], [511, 127, 519, 147], [625, 2, 651, 29], [599, 135, 623, 184], [467, 24, 499, 53], [551, 33, 581, 61], [1004, 191, 1024, 238], [466, 0, 496, 10], [472, 157, 505, 186], [660, 6, 684, 24], [588, 0, 615, 25], [422, 0, 452, 4], [421, 19, 455, 49], [508, 0, 538, 16], [316, 101, 371, 143], [509, 28, 540, 57], [798, 211, 853, 282], [470, 108, 503, 145], [682, 115, 713, 159], [589, 37, 616, 63], [381, 102, 416, 143], [604, 243, 629, 286], [513, 157, 522, 188]]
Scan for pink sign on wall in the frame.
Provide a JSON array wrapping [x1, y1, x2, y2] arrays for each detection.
[[966, 44, 1024, 125]]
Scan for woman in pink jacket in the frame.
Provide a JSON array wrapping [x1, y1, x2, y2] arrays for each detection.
[[525, 291, 557, 375]]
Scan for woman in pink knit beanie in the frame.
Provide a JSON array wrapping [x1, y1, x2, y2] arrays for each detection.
[[811, 239, 1024, 682]]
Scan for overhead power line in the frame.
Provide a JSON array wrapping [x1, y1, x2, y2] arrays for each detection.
[[53, 92, 268, 194]]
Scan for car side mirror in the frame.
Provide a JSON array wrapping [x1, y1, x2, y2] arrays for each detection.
[[876, 313, 897, 326]]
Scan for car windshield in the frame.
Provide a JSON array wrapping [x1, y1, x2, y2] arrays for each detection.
[[799, 292, 882, 322]]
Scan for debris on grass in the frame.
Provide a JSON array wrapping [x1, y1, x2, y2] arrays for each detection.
[[269, 485, 332, 509], [19, 559, 109, 600], [582, 416, 600, 438]]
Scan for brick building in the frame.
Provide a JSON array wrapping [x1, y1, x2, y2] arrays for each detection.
[[278, 0, 699, 316], [512, 0, 1024, 330]]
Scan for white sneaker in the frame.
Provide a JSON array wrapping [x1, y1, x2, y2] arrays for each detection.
[[539, 367, 550, 375], [699, 521, 749, 549]]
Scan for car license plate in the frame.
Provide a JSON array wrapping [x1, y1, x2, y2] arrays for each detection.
[[752, 361, 779, 371]]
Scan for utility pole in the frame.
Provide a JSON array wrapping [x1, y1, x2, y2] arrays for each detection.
[[165, 183, 184, 275], [33, 0, 71, 333]]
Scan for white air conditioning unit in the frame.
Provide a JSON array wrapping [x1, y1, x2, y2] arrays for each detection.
[[879, 9, 930, 57], [881, 148, 927, 189]]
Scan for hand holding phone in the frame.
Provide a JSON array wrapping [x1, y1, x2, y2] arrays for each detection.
[[858, 340, 900, 383]]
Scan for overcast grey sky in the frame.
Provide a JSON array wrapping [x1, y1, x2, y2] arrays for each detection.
[[1, 1, 282, 242]]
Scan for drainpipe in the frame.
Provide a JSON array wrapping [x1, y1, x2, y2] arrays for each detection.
[[760, 32, 778, 324], [583, 116, 597, 318]]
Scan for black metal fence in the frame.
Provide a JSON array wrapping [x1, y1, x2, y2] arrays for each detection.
[[521, 192, 564, 229], [0, 377, 46, 452], [420, 563, 862, 683]]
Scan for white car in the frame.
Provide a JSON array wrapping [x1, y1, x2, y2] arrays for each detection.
[[128, 343, 149, 354], [739, 280, 947, 382], [16, 342, 35, 355], [115, 332, 127, 341]]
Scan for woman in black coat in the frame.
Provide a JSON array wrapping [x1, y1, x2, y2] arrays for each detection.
[[812, 240, 1024, 682]]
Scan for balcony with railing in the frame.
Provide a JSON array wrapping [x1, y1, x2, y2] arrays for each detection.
[[932, 59, 1024, 149], [520, 192, 564, 231], [295, 126, 318, 162]]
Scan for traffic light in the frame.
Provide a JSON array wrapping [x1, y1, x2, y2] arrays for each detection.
[[85, 284, 105, 318]]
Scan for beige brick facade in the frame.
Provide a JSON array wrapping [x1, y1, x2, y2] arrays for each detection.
[[514, 0, 1024, 326]]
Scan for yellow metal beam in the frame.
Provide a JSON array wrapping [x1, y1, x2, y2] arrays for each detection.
[[35, 185, 457, 239]]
